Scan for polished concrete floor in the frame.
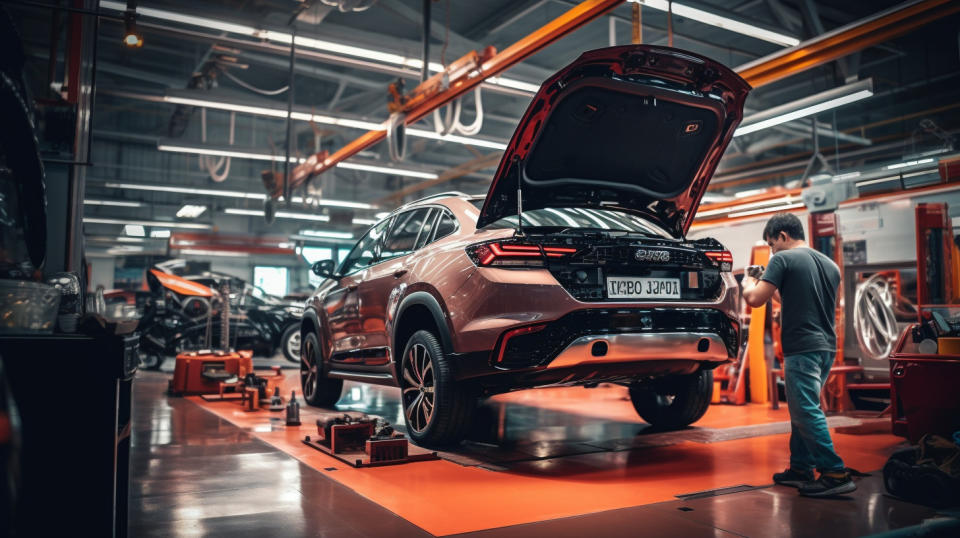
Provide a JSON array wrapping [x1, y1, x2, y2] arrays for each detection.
[[130, 365, 960, 537]]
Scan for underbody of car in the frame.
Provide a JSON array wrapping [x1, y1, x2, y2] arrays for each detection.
[[301, 44, 751, 446]]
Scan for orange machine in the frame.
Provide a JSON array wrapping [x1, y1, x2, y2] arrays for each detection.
[[170, 350, 254, 395]]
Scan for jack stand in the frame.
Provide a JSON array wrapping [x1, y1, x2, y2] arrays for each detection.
[[268, 386, 284, 411], [286, 390, 301, 426]]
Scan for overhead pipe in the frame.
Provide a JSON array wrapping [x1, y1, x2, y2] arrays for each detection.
[[308, 0, 624, 179], [736, 0, 960, 88]]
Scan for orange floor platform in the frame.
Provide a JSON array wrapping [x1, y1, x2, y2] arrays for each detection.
[[183, 370, 906, 536]]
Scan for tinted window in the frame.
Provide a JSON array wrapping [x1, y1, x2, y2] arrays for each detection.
[[483, 207, 670, 237], [381, 208, 431, 260], [414, 208, 440, 250], [433, 210, 457, 241], [339, 219, 390, 275]]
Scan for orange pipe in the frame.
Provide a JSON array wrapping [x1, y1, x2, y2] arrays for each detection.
[[737, 0, 960, 88]]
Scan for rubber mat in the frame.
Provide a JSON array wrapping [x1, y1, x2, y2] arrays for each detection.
[[186, 371, 907, 536]]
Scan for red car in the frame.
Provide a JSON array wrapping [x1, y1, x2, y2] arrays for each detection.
[[302, 45, 750, 446]]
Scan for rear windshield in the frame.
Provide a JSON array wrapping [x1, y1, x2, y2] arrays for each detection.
[[479, 206, 670, 237]]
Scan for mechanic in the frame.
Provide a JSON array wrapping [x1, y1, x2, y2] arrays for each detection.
[[741, 213, 855, 497]]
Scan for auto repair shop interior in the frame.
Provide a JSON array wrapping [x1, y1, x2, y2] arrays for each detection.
[[3, 0, 960, 536]]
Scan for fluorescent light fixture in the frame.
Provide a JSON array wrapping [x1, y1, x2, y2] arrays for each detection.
[[832, 171, 861, 181], [336, 161, 438, 179], [886, 158, 934, 170], [351, 218, 377, 226], [115, 236, 146, 243], [224, 208, 331, 222], [735, 79, 874, 137], [855, 176, 900, 188], [733, 188, 768, 199], [100, 1, 537, 95], [728, 202, 806, 218], [299, 230, 355, 239], [124, 224, 146, 237], [84, 217, 212, 230], [157, 144, 439, 179], [629, 0, 800, 47], [179, 249, 253, 258], [696, 195, 796, 218], [375, 212, 390, 219], [84, 199, 144, 207], [161, 95, 508, 150], [151, 229, 171, 238], [176, 204, 208, 218], [103, 181, 373, 209]]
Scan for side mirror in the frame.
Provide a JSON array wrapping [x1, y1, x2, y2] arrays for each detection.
[[312, 260, 337, 279]]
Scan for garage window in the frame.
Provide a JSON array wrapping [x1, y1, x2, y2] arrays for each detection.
[[253, 266, 288, 298]]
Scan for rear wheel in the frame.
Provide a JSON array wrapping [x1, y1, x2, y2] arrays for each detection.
[[400, 330, 473, 447], [629, 369, 713, 429], [300, 331, 342, 407]]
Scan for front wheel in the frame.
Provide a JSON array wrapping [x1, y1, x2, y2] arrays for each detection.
[[629, 369, 713, 429], [300, 331, 342, 407], [400, 330, 474, 447], [280, 324, 300, 363]]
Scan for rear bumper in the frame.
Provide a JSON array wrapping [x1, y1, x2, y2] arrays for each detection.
[[450, 307, 739, 389]]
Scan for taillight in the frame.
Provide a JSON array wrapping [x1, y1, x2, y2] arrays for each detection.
[[466, 242, 577, 267], [704, 250, 733, 272]]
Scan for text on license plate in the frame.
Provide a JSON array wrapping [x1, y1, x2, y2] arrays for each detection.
[[606, 276, 681, 299]]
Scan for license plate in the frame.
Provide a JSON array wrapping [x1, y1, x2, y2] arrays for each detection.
[[606, 276, 681, 299]]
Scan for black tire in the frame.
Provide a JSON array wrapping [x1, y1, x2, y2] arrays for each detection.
[[280, 324, 300, 363], [137, 351, 163, 371], [629, 369, 713, 429], [300, 331, 342, 407], [400, 330, 474, 447]]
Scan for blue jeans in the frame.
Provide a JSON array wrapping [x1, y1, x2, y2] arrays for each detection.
[[784, 351, 845, 473]]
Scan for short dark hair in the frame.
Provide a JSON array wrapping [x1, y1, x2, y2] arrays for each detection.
[[762, 213, 805, 241]]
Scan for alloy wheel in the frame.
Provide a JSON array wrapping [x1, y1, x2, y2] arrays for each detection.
[[401, 343, 435, 433], [301, 334, 318, 401], [286, 331, 301, 360]]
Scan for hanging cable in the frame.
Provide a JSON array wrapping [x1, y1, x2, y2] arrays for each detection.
[[199, 108, 235, 182], [431, 86, 483, 137], [221, 69, 289, 96], [454, 86, 483, 135]]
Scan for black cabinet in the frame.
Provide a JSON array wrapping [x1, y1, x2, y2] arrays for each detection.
[[0, 333, 137, 537]]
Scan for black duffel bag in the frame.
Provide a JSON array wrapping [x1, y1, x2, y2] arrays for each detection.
[[883, 433, 960, 509]]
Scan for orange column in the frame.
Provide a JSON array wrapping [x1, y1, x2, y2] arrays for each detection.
[[747, 245, 772, 403]]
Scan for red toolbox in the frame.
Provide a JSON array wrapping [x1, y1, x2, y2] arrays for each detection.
[[170, 350, 254, 395], [889, 330, 960, 443]]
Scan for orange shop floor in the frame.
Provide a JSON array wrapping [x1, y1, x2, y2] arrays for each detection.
[[120, 368, 954, 537]]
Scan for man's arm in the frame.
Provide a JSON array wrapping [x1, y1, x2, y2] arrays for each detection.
[[742, 276, 780, 307]]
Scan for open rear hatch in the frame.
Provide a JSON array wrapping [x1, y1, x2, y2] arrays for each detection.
[[476, 45, 750, 236]]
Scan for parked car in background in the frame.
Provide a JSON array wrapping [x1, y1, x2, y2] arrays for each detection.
[[298, 45, 749, 446]]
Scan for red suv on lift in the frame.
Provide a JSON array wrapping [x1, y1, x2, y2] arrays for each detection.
[[301, 45, 751, 446]]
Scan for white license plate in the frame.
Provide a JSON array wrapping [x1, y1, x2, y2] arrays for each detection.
[[606, 276, 681, 299]]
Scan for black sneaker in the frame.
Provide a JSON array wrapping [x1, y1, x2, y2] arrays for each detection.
[[773, 467, 815, 488], [799, 471, 857, 497]]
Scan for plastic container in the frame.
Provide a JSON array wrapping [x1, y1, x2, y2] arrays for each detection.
[[0, 279, 61, 334]]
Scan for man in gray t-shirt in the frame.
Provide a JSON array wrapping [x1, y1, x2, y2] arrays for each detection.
[[741, 213, 855, 498]]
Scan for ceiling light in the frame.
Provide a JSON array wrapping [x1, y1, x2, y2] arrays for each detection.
[[116, 236, 145, 243], [886, 158, 934, 170], [103, 182, 372, 209], [84, 199, 145, 207], [696, 195, 796, 218], [629, 0, 800, 47], [123, 224, 145, 237], [224, 208, 331, 222], [161, 95, 508, 150], [176, 204, 207, 218], [298, 230, 355, 239], [122, 5, 144, 48], [84, 217, 212, 229], [151, 229, 171, 238], [351, 218, 377, 226], [735, 79, 874, 137], [375, 212, 390, 219], [157, 144, 439, 179], [179, 249, 253, 257], [727, 202, 806, 218], [100, 1, 537, 94], [733, 188, 768, 199]]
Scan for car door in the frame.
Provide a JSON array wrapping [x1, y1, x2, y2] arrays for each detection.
[[322, 219, 390, 358], [353, 207, 434, 358]]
